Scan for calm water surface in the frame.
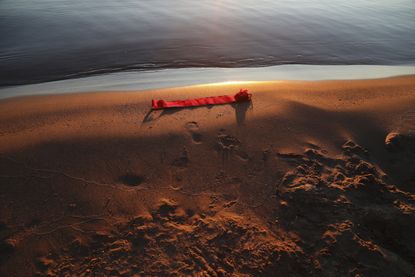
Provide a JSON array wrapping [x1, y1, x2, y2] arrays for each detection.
[[1, 0, 415, 86]]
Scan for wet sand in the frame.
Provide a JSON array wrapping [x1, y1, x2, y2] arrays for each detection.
[[1, 76, 415, 276]]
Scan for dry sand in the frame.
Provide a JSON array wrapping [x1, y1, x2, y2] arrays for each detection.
[[1, 76, 415, 276]]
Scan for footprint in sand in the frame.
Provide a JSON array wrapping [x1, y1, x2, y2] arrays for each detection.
[[185, 121, 203, 144], [216, 134, 240, 151], [215, 132, 251, 162], [118, 174, 145, 186], [172, 147, 189, 167], [185, 121, 199, 132]]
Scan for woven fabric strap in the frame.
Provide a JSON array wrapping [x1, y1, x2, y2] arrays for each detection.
[[152, 89, 251, 109]]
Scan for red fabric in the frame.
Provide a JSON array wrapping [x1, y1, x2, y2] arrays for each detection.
[[152, 89, 252, 109]]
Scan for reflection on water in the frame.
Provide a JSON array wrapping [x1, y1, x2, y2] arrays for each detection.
[[1, 0, 415, 86]]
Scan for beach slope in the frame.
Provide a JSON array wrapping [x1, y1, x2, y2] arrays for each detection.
[[1, 76, 415, 276]]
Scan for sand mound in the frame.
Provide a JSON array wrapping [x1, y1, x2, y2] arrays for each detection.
[[276, 140, 415, 276], [36, 199, 303, 276]]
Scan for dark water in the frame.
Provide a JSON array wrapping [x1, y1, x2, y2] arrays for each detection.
[[1, 0, 415, 86]]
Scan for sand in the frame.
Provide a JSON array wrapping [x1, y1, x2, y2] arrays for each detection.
[[0, 75, 415, 276]]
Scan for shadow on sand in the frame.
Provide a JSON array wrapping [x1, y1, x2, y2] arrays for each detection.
[[141, 101, 253, 127]]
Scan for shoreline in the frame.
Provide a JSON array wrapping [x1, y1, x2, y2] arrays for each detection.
[[1, 64, 415, 100]]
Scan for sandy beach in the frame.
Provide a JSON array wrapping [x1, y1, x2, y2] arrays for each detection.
[[1, 75, 415, 276]]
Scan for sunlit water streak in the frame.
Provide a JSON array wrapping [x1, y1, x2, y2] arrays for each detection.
[[1, 0, 415, 87]]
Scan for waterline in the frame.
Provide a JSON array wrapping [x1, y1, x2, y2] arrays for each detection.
[[1, 64, 415, 100]]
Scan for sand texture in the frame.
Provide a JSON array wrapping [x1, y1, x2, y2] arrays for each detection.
[[1, 76, 415, 276]]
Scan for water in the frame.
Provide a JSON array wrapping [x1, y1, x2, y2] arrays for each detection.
[[1, 0, 415, 87]]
